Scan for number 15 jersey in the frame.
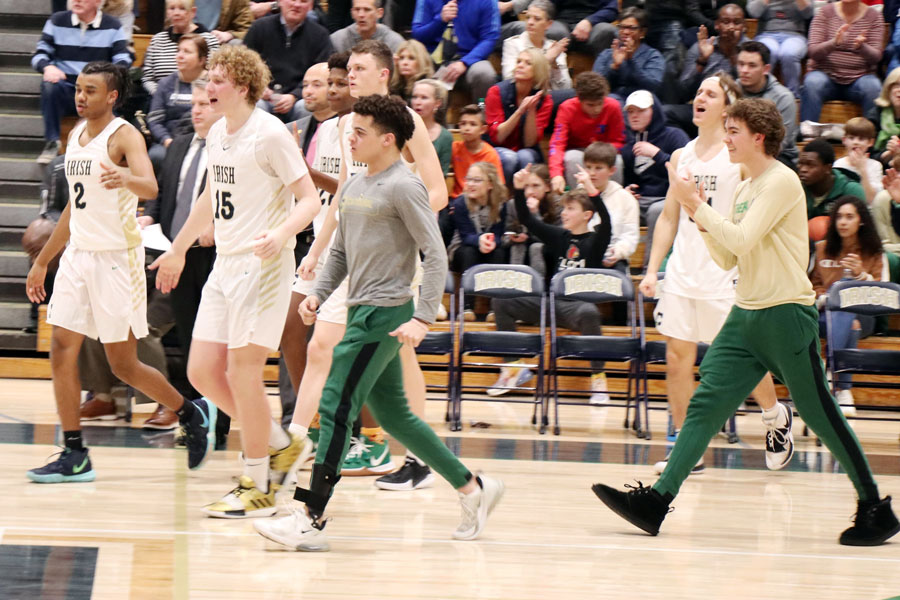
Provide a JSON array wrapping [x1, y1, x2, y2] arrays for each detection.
[[65, 117, 141, 251], [206, 108, 309, 255]]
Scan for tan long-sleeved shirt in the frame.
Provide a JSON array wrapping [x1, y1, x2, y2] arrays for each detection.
[[693, 160, 816, 310]]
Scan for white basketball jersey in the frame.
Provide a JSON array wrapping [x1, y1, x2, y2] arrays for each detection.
[[311, 116, 342, 238], [665, 139, 740, 299], [206, 108, 309, 255], [65, 118, 141, 251]]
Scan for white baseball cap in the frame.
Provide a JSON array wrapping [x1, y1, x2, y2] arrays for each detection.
[[624, 90, 653, 110]]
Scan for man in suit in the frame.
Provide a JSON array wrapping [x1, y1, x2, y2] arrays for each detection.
[[139, 77, 222, 430]]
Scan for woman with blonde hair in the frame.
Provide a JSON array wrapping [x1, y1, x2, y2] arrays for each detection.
[[390, 39, 434, 102], [102, 0, 135, 40], [871, 67, 900, 165], [142, 0, 220, 94], [485, 47, 554, 185], [449, 161, 508, 319], [410, 79, 453, 175]]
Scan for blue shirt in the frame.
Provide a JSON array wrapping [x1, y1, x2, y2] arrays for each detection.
[[412, 0, 500, 67], [32, 11, 131, 78]]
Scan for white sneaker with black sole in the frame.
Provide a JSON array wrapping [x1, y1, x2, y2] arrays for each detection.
[[764, 403, 794, 471], [374, 456, 435, 491]]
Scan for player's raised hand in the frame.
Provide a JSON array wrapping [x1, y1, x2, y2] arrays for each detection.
[[298, 295, 319, 325], [26, 262, 48, 303], [148, 250, 186, 293], [512, 163, 533, 189]]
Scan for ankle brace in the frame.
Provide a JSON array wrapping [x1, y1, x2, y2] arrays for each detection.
[[294, 464, 341, 518]]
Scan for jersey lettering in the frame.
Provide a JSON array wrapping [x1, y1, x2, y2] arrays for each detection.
[[66, 159, 92, 177], [212, 164, 236, 185]]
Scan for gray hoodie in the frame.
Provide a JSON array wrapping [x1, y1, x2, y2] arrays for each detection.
[[739, 73, 798, 165]]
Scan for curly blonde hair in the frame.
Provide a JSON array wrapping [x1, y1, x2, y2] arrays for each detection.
[[208, 45, 271, 105]]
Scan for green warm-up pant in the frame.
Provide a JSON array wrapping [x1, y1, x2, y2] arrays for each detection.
[[654, 302, 880, 502], [313, 301, 472, 494]]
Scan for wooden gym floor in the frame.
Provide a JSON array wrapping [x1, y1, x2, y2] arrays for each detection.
[[2, 378, 900, 600]]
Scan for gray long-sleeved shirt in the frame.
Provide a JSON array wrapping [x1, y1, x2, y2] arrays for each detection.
[[310, 160, 448, 324], [746, 0, 813, 35]]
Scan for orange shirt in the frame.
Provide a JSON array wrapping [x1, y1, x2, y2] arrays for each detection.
[[451, 140, 505, 198]]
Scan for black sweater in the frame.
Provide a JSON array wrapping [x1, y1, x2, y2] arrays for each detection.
[[514, 189, 611, 277], [243, 15, 334, 99]]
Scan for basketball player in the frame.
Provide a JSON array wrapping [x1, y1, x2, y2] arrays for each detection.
[[639, 74, 794, 474], [289, 39, 448, 490], [254, 94, 504, 551], [593, 98, 900, 547], [25, 62, 217, 483], [151, 46, 321, 518]]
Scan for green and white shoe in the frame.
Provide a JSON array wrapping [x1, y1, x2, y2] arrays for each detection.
[[341, 435, 395, 476]]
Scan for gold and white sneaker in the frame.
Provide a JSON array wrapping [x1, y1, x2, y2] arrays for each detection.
[[254, 505, 330, 552], [201, 476, 277, 519], [270, 434, 313, 499]]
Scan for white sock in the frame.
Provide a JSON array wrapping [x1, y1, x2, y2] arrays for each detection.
[[761, 403, 783, 427], [406, 450, 426, 466], [243, 456, 269, 493], [269, 420, 291, 450], [288, 423, 309, 439]]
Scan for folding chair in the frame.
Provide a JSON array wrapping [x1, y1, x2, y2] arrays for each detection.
[[549, 268, 643, 436], [415, 272, 457, 426], [825, 280, 900, 417], [639, 273, 738, 443], [454, 264, 547, 433]]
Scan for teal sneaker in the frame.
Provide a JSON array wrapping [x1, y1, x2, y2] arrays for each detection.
[[341, 435, 394, 476], [27, 448, 96, 483]]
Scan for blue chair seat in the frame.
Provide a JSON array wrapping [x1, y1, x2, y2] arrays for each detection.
[[557, 335, 642, 361], [417, 332, 453, 355], [833, 349, 900, 375], [461, 331, 544, 356]]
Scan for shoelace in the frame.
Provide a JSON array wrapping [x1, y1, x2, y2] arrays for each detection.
[[766, 428, 787, 450], [345, 436, 370, 460], [624, 481, 674, 513]]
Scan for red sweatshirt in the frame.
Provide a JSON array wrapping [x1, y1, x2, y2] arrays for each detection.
[[485, 82, 554, 151], [548, 96, 625, 178]]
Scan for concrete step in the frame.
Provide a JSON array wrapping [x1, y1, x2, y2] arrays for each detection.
[[0, 71, 41, 94], [0, 180, 42, 200], [0, 301, 34, 328], [0, 250, 31, 276], [0, 93, 40, 112], [0, 328, 36, 351], [0, 226, 23, 249], [0, 202, 41, 227], [0, 137, 46, 155], [0, 13, 50, 29], [0, 53, 33, 70], [0, 157, 44, 182], [0, 113, 42, 137], [0, 31, 41, 54], [0, 276, 26, 301], [0, 0, 51, 15]]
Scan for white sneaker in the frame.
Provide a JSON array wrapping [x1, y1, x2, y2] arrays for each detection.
[[453, 473, 504, 540], [589, 373, 610, 405], [653, 456, 705, 475], [253, 505, 330, 552], [763, 403, 794, 471], [436, 304, 448, 321], [837, 389, 856, 416], [463, 309, 476, 322], [486, 366, 534, 397]]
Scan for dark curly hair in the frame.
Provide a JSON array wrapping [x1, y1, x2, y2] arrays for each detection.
[[352, 94, 415, 150], [824, 195, 883, 259], [81, 61, 131, 110], [726, 98, 784, 157]]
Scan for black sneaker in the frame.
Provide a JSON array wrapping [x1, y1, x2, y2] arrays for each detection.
[[182, 398, 218, 470], [27, 448, 96, 483], [764, 403, 794, 471], [374, 457, 435, 491], [36, 140, 61, 165], [591, 481, 671, 536], [839, 496, 900, 546]]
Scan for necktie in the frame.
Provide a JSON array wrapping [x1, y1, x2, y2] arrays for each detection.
[[171, 139, 205, 239]]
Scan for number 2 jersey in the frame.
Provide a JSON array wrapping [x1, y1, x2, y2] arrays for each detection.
[[206, 108, 309, 255], [65, 117, 141, 251], [665, 139, 741, 300]]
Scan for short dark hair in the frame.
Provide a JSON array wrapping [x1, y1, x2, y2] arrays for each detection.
[[351, 39, 394, 80], [738, 40, 770, 65], [561, 188, 594, 213], [618, 7, 647, 28], [803, 137, 835, 165], [583, 142, 617, 167], [328, 50, 351, 72], [80, 61, 130, 110], [458, 103, 486, 124], [352, 94, 415, 150], [726, 98, 784, 157], [574, 71, 609, 102]]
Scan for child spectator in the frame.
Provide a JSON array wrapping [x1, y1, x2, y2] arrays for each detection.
[[548, 72, 626, 194], [583, 142, 639, 273], [450, 105, 505, 198], [834, 116, 884, 203], [503, 163, 558, 276], [411, 79, 453, 176]]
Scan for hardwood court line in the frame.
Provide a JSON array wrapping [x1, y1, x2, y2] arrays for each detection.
[[5, 526, 900, 564], [0, 412, 30, 424]]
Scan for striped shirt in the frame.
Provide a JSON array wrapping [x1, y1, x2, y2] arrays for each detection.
[[807, 3, 884, 85], [141, 27, 219, 95], [32, 10, 131, 78]]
